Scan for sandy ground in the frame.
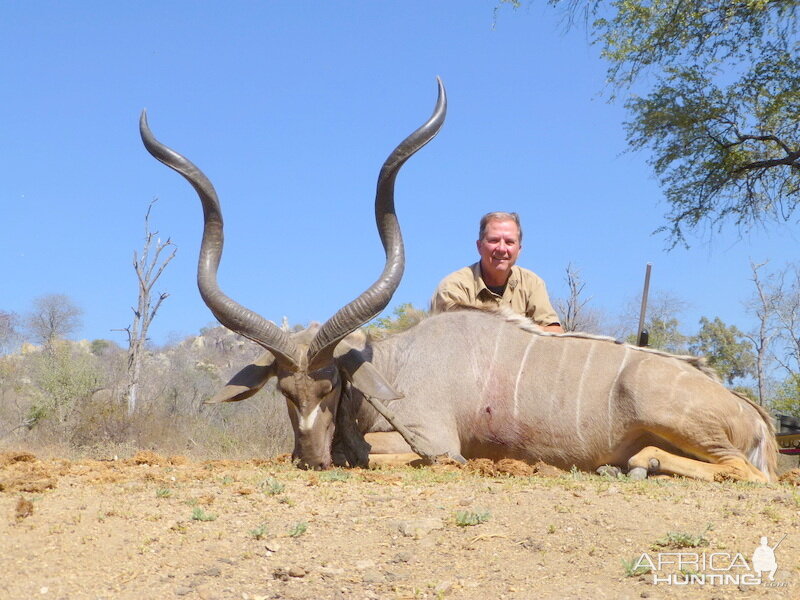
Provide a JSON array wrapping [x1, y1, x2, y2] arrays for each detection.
[[2, 450, 800, 600]]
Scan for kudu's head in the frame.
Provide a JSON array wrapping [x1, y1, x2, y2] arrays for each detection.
[[140, 80, 446, 469]]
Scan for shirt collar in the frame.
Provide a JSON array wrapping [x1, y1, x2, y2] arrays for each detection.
[[471, 262, 519, 296]]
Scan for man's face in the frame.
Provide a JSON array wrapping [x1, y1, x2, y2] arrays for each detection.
[[476, 219, 521, 283]]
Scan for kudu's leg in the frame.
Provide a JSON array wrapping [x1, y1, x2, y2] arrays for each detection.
[[365, 396, 467, 465], [627, 446, 768, 483]]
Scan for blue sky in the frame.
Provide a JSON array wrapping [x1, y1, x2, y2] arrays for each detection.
[[1, 1, 797, 347]]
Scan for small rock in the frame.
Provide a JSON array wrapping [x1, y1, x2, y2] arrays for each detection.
[[196, 584, 218, 600], [361, 569, 384, 584], [175, 587, 192, 596], [272, 568, 290, 581], [264, 539, 281, 553], [391, 552, 413, 563], [15, 497, 34, 520], [434, 580, 454, 595], [519, 537, 543, 551], [397, 518, 444, 538], [197, 567, 221, 578], [288, 566, 306, 578], [355, 559, 376, 570], [319, 566, 345, 577]]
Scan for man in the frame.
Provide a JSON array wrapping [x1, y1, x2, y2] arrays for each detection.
[[431, 211, 564, 332]]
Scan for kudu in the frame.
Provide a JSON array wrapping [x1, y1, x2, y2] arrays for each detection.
[[141, 81, 777, 482], [141, 80, 447, 469]]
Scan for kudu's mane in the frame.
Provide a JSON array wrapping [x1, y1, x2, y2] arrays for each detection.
[[493, 306, 724, 380], [395, 305, 724, 380]]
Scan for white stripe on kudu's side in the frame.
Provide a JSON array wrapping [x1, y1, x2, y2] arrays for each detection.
[[573, 344, 595, 444], [513, 335, 538, 419]]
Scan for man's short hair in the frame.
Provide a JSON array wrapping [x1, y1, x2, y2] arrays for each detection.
[[478, 211, 523, 243]]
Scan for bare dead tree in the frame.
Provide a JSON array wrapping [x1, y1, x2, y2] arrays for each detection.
[[25, 294, 83, 351], [744, 261, 781, 405], [554, 263, 602, 333], [121, 199, 177, 415], [774, 263, 800, 378], [0, 310, 20, 355]]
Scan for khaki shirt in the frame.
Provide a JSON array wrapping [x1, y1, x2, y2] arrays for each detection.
[[431, 262, 560, 327]]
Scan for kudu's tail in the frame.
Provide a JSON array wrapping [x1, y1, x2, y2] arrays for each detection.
[[740, 394, 779, 482]]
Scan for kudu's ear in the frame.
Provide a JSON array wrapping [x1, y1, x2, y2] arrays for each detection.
[[334, 335, 403, 401], [206, 350, 278, 404]]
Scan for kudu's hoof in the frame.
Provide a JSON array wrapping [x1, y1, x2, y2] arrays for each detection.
[[596, 465, 622, 478], [628, 467, 648, 480]]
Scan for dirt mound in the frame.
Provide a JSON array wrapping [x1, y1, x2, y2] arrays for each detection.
[[779, 467, 800, 485], [0, 453, 56, 493], [0, 451, 37, 467], [464, 458, 566, 478]]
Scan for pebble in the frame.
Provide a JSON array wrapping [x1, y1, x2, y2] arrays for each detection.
[[288, 566, 306, 578]]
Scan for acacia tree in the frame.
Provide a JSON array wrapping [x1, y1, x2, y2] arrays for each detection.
[[122, 199, 177, 415], [505, 0, 800, 246], [689, 316, 755, 385], [621, 290, 689, 353]]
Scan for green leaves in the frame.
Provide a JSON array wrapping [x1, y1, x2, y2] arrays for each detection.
[[551, 0, 800, 246], [689, 317, 755, 383]]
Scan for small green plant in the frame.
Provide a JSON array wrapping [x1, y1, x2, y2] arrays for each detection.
[[320, 470, 350, 482], [454, 510, 490, 527], [220, 475, 234, 485], [260, 477, 285, 496], [249, 523, 269, 540], [654, 523, 713, 549], [621, 556, 652, 577], [547, 524, 556, 534], [287, 521, 308, 537], [761, 506, 781, 523], [191, 508, 217, 522], [155, 488, 172, 498]]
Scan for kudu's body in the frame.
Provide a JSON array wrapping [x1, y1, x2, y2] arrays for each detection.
[[141, 80, 776, 481], [332, 309, 778, 482]]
